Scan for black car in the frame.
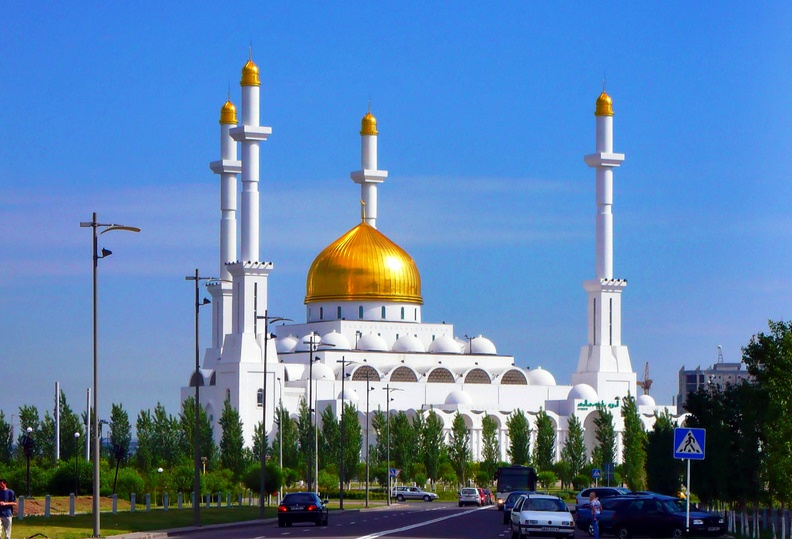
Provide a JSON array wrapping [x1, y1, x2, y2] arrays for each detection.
[[502, 490, 533, 524], [608, 495, 725, 539], [575, 496, 629, 536], [277, 492, 329, 527]]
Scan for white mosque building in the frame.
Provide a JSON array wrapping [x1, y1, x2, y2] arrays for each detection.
[[180, 56, 678, 464]]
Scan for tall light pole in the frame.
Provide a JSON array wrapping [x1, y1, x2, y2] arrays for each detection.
[[382, 384, 403, 505], [303, 335, 333, 494], [276, 376, 283, 502], [365, 372, 374, 508], [21, 427, 33, 498], [184, 269, 214, 527], [80, 213, 139, 538], [254, 305, 290, 517], [335, 357, 357, 510], [74, 432, 81, 496]]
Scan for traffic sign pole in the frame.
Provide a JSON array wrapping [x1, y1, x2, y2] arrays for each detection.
[[686, 458, 691, 534]]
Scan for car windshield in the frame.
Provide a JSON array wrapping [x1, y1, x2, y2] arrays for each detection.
[[524, 498, 568, 512], [659, 499, 687, 513], [462, 488, 477, 495]]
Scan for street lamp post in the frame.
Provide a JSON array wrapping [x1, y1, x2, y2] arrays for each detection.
[[303, 335, 333, 494], [254, 307, 290, 517], [335, 356, 355, 510], [364, 373, 375, 508], [157, 467, 163, 506], [74, 432, 81, 496], [80, 213, 139, 538], [184, 269, 214, 527], [276, 376, 283, 503], [382, 384, 403, 505]]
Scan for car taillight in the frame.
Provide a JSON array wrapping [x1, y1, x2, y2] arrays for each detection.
[[278, 505, 288, 512], [307, 504, 317, 511]]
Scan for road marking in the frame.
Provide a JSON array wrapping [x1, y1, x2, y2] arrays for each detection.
[[355, 506, 488, 539]]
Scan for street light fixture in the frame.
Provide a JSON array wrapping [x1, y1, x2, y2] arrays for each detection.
[[364, 371, 375, 508], [157, 467, 164, 507], [21, 427, 34, 498], [184, 269, 215, 527], [335, 356, 358, 510], [382, 384, 404, 505], [254, 308, 291, 517], [73, 432, 81, 496], [80, 212, 139, 538], [276, 376, 284, 503]]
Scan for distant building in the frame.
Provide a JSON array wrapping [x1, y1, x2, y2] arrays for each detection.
[[677, 362, 753, 410]]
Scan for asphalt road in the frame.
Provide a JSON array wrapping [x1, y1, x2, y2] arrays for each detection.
[[163, 502, 588, 539]]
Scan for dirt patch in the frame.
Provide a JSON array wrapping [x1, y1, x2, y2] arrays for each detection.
[[22, 497, 132, 516]]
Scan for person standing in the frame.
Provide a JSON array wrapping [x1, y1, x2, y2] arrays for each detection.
[[589, 491, 601, 539], [0, 479, 16, 539]]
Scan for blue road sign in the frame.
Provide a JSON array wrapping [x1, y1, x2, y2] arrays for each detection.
[[674, 427, 706, 460], [592, 468, 601, 479]]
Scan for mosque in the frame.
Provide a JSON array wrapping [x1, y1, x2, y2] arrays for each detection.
[[180, 56, 678, 464]]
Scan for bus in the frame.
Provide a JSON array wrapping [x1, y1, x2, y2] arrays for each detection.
[[494, 465, 538, 510]]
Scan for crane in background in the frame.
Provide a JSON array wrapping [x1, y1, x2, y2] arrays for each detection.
[[637, 362, 653, 395]]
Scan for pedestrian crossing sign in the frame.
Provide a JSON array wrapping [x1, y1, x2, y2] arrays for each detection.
[[674, 427, 706, 460]]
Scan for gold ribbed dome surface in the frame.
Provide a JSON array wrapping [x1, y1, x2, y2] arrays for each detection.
[[595, 91, 613, 116], [241, 59, 261, 87], [219, 100, 238, 124], [360, 111, 378, 136], [306, 222, 422, 304]]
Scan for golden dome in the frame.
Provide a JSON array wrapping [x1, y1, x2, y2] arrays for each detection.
[[595, 91, 613, 116], [219, 100, 238, 124], [241, 59, 261, 87], [305, 222, 422, 304], [360, 111, 378, 136]]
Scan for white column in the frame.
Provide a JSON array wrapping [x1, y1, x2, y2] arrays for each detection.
[[351, 111, 388, 229], [210, 100, 241, 281]]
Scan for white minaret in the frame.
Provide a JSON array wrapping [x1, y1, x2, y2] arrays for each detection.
[[230, 56, 271, 261], [350, 109, 388, 228], [572, 89, 636, 399], [206, 99, 242, 358]]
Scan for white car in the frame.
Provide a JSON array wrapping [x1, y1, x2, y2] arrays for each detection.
[[509, 493, 574, 539]]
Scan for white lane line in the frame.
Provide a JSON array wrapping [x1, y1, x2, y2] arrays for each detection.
[[356, 506, 488, 539]]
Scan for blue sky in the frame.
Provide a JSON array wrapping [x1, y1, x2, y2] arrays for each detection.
[[2, 2, 791, 431]]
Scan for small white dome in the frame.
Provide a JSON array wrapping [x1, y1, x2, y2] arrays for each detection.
[[393, 335, 425, 353], [527, 367, 556, 386], [294, 333, 322, 352], [429, 336, 462, 354], [636, 394, 656, 407], [567, 384, 598, 401], [275, 335, 298, 353], [321, 330, 351, 350], [339, 387, 359, 402], [467, 335, 497, 355], [445, 389, 473, 406], [357, 333, 388, 352], [302, 362, 335, 381]]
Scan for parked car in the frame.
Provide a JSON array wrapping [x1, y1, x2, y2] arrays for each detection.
[[277, 492, 329, 527], [502, 490, 533, 524], [459, 487, 481, 507], [392, 486, 438, 502], [482, 488, 494, 505], [478, 488, 489, 505], [575, 495, 631, 536], [575, 486, 632, 508], [608, 495, 726, 539], [509, 493, 575, 539]]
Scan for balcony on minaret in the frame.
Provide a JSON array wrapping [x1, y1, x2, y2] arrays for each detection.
[[584, 152, 625, 168], [350, 169, 388, 184], [229, 125, 272, 142]]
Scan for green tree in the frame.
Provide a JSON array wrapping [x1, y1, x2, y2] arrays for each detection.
[[0, 412, 12, 464], [16, 405, 42, 461], [179, 396, 216, 469], [251, 421, 269, 464], [39, 391, 83, 464], [742, 320, 792, 509], [109, 403, 132, 467], [272, 403, 299, 470], [340, 402, 362, 485], [447, 412, 471, 486], [370, 409, 387, 466], [591, 406, 616, 470], [390, 411, 416, 480], [480, 415, 500, 480], [645, 411, 681, 495], [219, 399, 246, 479], [421, 410, 445, 486], [296, 398, 314, 484], [620, 395, 647, 491], [506, 409, 530, 465], [319, 405, 340, 470], [561, 415, 587, 477], [532, 409, 555, 472]]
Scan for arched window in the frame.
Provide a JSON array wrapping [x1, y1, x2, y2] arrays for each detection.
[[320, 307, 324, 320], [225, 388, 231, 402], [257, 388, 263, 407], [400, 307, 405, 320], [337, 306, 342, 319], [381, 306, 386, 319], [359, 306, 363, 319], [414, 308, 418, 321]]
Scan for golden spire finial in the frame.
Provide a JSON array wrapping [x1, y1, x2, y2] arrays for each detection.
[[220, 92, 238, 125], [360, 105, 378, 136], [360, 199, 367, 222], [595, 83, 613, 117]]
